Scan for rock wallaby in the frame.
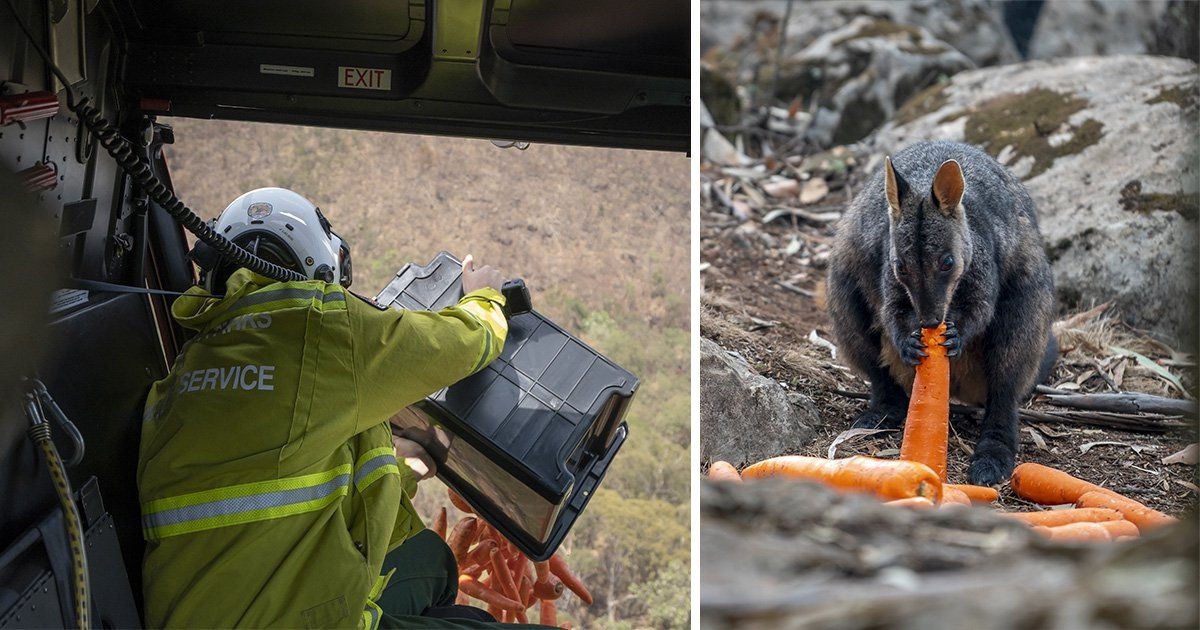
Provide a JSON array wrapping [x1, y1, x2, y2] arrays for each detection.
[[828, 140, 1057, 486]]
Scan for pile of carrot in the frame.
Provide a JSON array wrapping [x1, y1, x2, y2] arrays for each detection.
[[434, 489, 590, 627], [707, 324, 1179, 543]]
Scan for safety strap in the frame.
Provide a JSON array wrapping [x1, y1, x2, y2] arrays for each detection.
[[353, 448, 401, 494], [65, 277, 223, 299]]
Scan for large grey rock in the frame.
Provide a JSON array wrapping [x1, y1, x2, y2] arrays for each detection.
[[869, 55, 1199, 346], [700, 337, 816, 468], [779, 15, 975, 147], [701, 0, 1020, 68], [1028, 0, 1168, 60], [701, 481, 1199, 629]]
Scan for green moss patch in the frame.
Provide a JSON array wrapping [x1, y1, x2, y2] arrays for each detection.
[[894, 82, 950, 125], [1146, 84, 1199, 110], [957, 88, 1105, 180], [1120, 180, 1200, 221]]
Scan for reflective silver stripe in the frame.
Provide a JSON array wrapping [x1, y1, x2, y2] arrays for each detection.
[[141, 473, 350, 532], [354, 453, 399, 488], [363, 604, 380, 630], [231, 287, 345, 311]]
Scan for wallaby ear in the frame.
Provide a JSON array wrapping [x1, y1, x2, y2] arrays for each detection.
[[884, 156, 907, 222], [931, 159, 965, 216]]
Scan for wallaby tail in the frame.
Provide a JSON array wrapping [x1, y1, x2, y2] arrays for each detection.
[[1033, 332, 1059, 391]]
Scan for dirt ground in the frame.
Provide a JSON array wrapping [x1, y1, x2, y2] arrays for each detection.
[[700, 168, 1199, 518]]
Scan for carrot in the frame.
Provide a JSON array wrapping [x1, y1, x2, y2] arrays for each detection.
[[520, 575, 535, 608], [707, 461, 742, 482], [549, 554, 593, 605], [534, 560, 550, 584], [432, 506, 448, 539], [465, 539, 498, 567], [515, 610, 528, 624], [900, 323, 950, 480], [459, 575, 523, 611], [1075, 490, 1177, 533], [490, 547, 520, 601], [540, 598, 557, 626], [1096, 519, 1140, 538], [884, 497, 935, 509], [939, 486, 971, 506], [455, 590, 469, 605], [447, 517, 478, 566], [533, 577, 565, 600], [1032, 522, 1112, 542], [1010, 462, 1117, 505], [460, 563, 484, 577], [448, 488, 473, 514], [740, 455, 943, 502], [945, 483, 998, 504], [1000, 507, 1125, 527]]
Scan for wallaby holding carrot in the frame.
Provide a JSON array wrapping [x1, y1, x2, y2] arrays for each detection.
[[828, 140, 1057, 486]]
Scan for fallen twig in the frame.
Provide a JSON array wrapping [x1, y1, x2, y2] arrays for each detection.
[[1041, 392, 1196, 417]]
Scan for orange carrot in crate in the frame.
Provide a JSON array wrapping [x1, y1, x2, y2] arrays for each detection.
[[515, 609, 528, 623], [459, 575, 523, 611], [490, 547, 520, 601], [1001, 507, 1125, 527], [945, 483, 998, 504], [1075, 490, 1177, 532], [534, 560, 550, 583], [884, 497, 935, 509], [432, 506, 448, 539], [708, 461, 742, 482], [940, 486, 971, 506], [533, 577, 565, 600], [900, 323, 950, 480], [549, 554, 594, 605], [465, 539, 498, 567], [519, 575, 534, 608], [1010, 463, 1116, 505], [448, 488, 474, 513], [540, 598, 557, 626], [1032, 522, 1112, 542], [447, 517, 478, 566], [741, 455, 943, 502]]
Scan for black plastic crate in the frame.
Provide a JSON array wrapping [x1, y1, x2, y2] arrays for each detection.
[[376, 252, 637, 560]]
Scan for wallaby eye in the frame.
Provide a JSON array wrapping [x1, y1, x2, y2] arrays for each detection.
[[894, 260, 907, 276], [939, 254, 955, 272]]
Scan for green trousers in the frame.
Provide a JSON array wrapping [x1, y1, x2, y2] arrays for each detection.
[[377, 529, 557, 629]]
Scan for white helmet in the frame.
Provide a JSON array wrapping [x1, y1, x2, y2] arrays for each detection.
[[196, 187, 352, 292]]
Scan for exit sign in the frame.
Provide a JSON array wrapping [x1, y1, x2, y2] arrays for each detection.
[[337, 66, 392, 91]]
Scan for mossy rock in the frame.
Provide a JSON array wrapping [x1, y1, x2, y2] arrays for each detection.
[[951, 88, 1105, 180]]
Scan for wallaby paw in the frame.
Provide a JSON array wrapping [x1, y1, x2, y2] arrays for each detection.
[[968, 439, 1015, 486], [899, 330, 927, 366], [851, 405, 906, 430], [941, 321, 962, 358]]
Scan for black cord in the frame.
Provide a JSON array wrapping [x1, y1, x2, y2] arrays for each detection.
[[2, 0, 306, 283]]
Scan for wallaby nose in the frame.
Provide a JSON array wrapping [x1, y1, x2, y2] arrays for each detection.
[[920, 320, 941, 329]]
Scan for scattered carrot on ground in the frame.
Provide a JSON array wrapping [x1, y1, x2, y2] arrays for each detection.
[[1010, 462, 1116, 505], [1075, 490, 1177, 532], [940, 486, 971, 506], [945, 483, 998, 504], [1032, 522, 1114, 542], [884, 497, 935, 509], [1000, 507, 1124, 527], [707, 460, 742, 482], [899, 323, 950, 480], [741, 454, 943, 502]]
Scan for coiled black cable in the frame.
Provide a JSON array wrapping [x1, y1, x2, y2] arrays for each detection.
[[2, 0, 306, 283]]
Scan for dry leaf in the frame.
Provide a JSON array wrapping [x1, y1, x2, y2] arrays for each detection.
[[763, 178, 800, 198], [827, 428, 895, 459], [1174, 480, 1199, 493], [876, 448, 900, 458], [1030, 423, 1068, 438], [1161, 443, 1198, 465], [1079, 441, 1153, 455], [799, 178, 829, 204], [784, 236, 802, 256], [807, 329, 838, 360], [1022, 427, 1048, 451], [731, 199, 752, 222]]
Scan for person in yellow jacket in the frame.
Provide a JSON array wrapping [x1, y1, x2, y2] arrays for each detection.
[[139, 188, 553, 628]]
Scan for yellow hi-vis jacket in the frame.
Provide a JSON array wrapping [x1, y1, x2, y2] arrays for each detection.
[[138, 268, 507, 629]]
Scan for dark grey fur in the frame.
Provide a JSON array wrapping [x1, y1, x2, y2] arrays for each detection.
[[828, 140, 1057, 486]]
